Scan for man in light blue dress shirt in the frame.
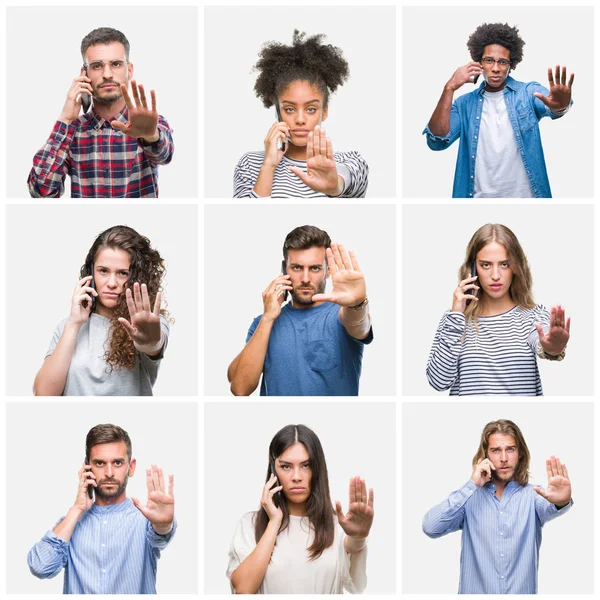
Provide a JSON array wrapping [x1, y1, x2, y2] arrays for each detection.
[[28, 424, 177, 594], [423, 419, 572, 594]]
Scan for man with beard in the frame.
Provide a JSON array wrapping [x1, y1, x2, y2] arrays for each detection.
[[28, 424, 176, 594], [28, 27, 173, 198], [422, 419, 572, 594], [227, 225, 373, 396], [423, 23, 573, 198]]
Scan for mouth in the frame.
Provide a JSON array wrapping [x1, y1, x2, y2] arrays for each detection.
[[100, 83, 119, 88], [489, 76, 503, 83], [289, 487, 306, 493], [292, 130, 310, 136], [103, 292, 119, 297], [489, 284, 503, 291]]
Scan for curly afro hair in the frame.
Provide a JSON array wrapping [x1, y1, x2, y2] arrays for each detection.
[[467, 23, 525, 69], [253, 30, 349, 109]]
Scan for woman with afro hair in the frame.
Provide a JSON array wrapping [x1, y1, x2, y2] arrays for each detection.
[[234, 30, 369, 198], [424, 22, 574, 198], [34, 225, 171, 396]]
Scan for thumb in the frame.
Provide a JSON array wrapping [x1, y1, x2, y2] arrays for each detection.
[[131, 496, 146, 513], [289, 167, 310, 185], [335, 501, 344, 523], [533, 92, 551, 107], [118, 317, 135, 337], [111, 120, 127, 132], [535, 322, 544, 341], [311, 293, 333, 303], [533, 487, 548, 499]]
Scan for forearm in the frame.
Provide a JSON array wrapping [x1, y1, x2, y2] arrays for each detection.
[[422, 480, 474, 538], [135, 330, 166, 358], [428, 86, 455, 137], [34, 322, 81, 396], [230, 520, 280, 594], [228, 318, 274, 396], [340, 304, 371, 340], [426, 313, 465, 391], [253, 163, 276, 197], [344, 535, 367, 554], [52, 506, 83, 542], [141, 122, 174, 165]]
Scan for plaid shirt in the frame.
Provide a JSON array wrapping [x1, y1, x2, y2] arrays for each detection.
[[28, 106, 174, 198]]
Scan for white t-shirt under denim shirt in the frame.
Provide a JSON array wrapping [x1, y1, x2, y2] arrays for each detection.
[[474, 89, 533, 198], [227, 512, 367, 594], [45, 313, 169, 396]]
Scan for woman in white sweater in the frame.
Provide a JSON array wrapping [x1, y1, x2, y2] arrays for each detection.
[[227, 424, 374, 594], [233, 30, 369, 199], [426, 223, 570, 395]]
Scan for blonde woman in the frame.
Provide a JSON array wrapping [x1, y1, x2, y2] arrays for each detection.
[[426, 224, 570, 395]]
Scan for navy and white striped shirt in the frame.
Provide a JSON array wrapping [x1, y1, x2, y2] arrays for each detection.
[[426, 305, 551, 396], [423, 480, 572, 594], [27, 498, 176, 594], [233, 151, 369, 198]]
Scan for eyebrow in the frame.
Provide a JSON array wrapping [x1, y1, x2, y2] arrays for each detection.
[[277, 460, 310, 465], [489, 446, 516, 450], [92, 457, 127, 463], [289, 263, 324, 268], [96, 265, 130, 270], [281, 99, 321, 106]]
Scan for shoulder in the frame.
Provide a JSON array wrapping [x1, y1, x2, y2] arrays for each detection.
[[332, 150, 368, 166], [455, 87, 480, 106], [70, 112, 94, 129], [236, 151, 265, 168], [517, 303, 548, 318]]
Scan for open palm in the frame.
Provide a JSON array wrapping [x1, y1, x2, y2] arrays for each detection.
[[533, 456, 571, 507], [336, 476, 374, 539], [132, 464, 175, 528]]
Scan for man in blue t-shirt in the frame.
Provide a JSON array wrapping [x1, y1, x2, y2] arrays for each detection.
[[227, 225, 373, 396]]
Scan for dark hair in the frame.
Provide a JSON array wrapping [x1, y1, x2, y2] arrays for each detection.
[[472, 419, 531, 486], [254, 424, 335, 560], [467, 23, 525, 69], [80, 225, 170, 371], [86, 423, 132, 462], [253, 30, 349, 109], [282, 225, 331, 264], [81, 27, 130, 61]]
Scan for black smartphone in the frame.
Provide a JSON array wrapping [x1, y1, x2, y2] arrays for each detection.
[[280, 260, 289, 302], [81, 263, 96, 313], [84, 457, 94, 499], [270, 458, 282, 507], [275, 105, 290, 152], [473, 74, 480, 85], [466, 260, 477, 305], [81, 66, 91, 113]]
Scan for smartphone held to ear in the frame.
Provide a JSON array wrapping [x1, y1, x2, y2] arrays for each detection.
[[270, 459, 282, 507], [280, 261, 289, 302], [466, 260, 477, 305], [81, 263, 96, 314], [275, 106, 290, 152], [80, 66, 91, 113], [84, 457, 94, 499]]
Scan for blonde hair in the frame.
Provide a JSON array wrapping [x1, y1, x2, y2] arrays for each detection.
[[472, 419, 530, 486], [460, 223, 535, 323]]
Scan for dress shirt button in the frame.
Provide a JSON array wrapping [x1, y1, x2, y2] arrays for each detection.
[[472, 155, 475, 159], [474, 136, 477, 140], [501, 554, 504, 557], [102, 569, 106, 574], [500, 532, 504, 535], [103, 521, 107, 525], [501, 576, 504, 579], [471, 175, 474, 179], [476, 116, 479, 120], [500, 511, 503, 514], [101, 543, 105, 548], [479, 98, 482, 102]]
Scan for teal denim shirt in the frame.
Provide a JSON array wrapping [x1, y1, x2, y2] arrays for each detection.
[[423, 77, 571, 198]]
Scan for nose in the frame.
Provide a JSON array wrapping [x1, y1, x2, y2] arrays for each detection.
[[491, 265, 500, 281], [106, 463, 113, 477], [295, 110, 306, 125], [500, 450, 507, 462], [491, 60, 501, 73], [301, 267, 310, 283], [292, 467, 303, 482], [102, 63, 114, 78], [107, 273, 118, 288]]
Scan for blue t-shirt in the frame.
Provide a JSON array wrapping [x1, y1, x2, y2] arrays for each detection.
[[246, 302, 373, 396]]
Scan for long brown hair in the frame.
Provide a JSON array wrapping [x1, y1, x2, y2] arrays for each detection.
[[460, 223, 535, 323], [80, 225, 170, 371], [472, 419, 531, 486], [254, 424, 335, 560]]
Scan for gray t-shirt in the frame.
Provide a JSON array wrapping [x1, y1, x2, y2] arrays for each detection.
[[45, 314, 169, 396]]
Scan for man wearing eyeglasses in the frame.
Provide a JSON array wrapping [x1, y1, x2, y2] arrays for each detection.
[[227, 225, 373, 396], [423, 23, 573, 198], [28, 27, 173, 198]]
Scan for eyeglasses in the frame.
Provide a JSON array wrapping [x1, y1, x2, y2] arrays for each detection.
[[481, 57, 511, 70], [84, 60, 128, 72]]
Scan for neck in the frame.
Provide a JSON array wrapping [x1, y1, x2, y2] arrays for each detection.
[[285, 141, 308, 161], [479, 294, 516, 316], [291, 299, 323, 310], [94, 304, 115, 319], [94, 492, 127, 507], [287, 501, 308, 517], [492, 477, 509, 499], [92, 98, 126, 121]]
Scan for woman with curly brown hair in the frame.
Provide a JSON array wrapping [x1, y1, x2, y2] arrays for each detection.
[[34, 225, 170, 396], [234, 30, 369, 198]]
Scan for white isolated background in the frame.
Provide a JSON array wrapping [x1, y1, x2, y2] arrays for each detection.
[[6, 6, 198, 198], [204, 204, 396, 396], [402, 6, 593, 198], [6, 401, 198, 594], [402, 204, 593, 396], [204, 401, 396, 594], [402, 402, 593, 594], [5, 204, 198, 396], [204, 6, 396, 198]]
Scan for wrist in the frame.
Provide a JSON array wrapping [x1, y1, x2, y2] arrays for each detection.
[[141, 130, 160, 145], [152, 522, 173, 535], [68, 505, 86, 519], [58, 115, 73, 125], [135, 331, 165, 356], [65, 319, 84, 331]]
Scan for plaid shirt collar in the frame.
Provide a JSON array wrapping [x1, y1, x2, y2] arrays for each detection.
[[83, 105, 129, 131]]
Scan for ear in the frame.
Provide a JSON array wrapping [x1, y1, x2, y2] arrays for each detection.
[[128, 457, 137, 477], [127, 61, 134, 82], [321, 105, 329, 122]]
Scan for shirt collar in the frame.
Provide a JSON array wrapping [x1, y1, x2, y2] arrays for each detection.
[[476, 75, 518, 96], [89, 105, 129, 131], [90, 496, 133, 514]]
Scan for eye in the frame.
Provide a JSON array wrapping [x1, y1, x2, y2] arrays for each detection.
[[96, 461, 104, 466], [501, 262, 510, 268], [119, 271, 129, 277], [111, 61, 124, 68], [302, 463, 311, 469], [280, 465, 290, 470], [284, 107, 294, 114], [115, 461, 123, 466], [89, 62, 103, 71], [291, 265, 301, 271], [311, 266, 323, 272], [307, 107, 317, 114], [480, 262, 490, 269]]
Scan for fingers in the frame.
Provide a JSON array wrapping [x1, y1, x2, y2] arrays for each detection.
[[535, 322, 545, 341], [533, 486, 548, 499], [545, 457, 553, 480], [560, 65, 566, 86], [319, 126, 327, 155], [306, 129, 314, 158], [134, 282, 144, 310], [533, 92, 551, 107], [131, 496, 150, 519], [310, 293, 332, 303], [335, 500, 344, 522], [368, 487, 374, 509], [168, 474, 175, 498], [145, 467, 153, 493], [153, 290, 162, 316], [565, 317, 571, 335], [110, 120, 127, 133], [568, 72, 575, 89], [349, 476, 357, 505], [121, 83, 133, 109], [554, 65, 560, 87], [326, 136, 334, 160], [151, 89, 157, 113], [360, 478, 367, 504], [158, 467, 165, 493], [131, 80, 142, 107], [125, 288, 137, 318], [141, 283, 152, 312], [151, 464, 160, 491], [547, 67, 554, 88], [138, 83, 148, 108], [349, 250, 361, 272]]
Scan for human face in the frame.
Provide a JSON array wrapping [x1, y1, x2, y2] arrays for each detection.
[[88, 441, 136, 504], [285, 247, 329, 307], [487, 433, 519, 483], [481, 44, 511, 91], [93, 247, 131, 317], [278, 81, 328, 148], [84, 42, 133, 105], [475, 241, 513, 301], [275, 442, 312, 512]]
